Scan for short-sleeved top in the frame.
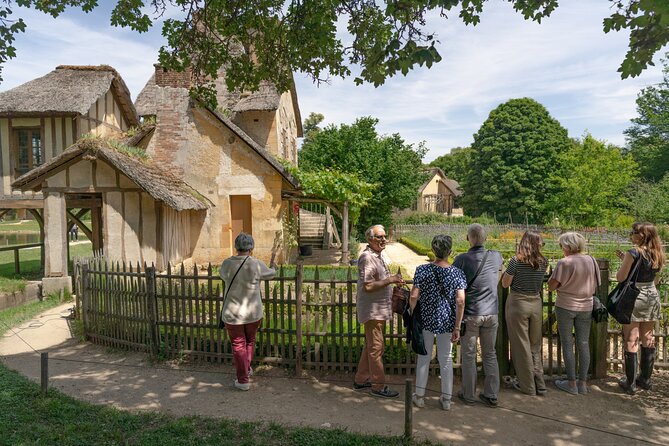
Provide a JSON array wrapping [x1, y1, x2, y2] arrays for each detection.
[[550, 254, 600, 312], [220, 256, 276, 324], [357, 246, 392, 323], [505, 256, 548, 295], [413, 263, 467, 334], [453, 247, 504, 316], [628, 249, 659, 283]]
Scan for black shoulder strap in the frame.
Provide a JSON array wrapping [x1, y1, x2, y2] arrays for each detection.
[[224, 256, 250, 302], [467, 250, 489, 290], [626, 253, 642, 284]]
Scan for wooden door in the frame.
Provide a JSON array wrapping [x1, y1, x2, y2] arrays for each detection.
[[230, 195, 252, 245]]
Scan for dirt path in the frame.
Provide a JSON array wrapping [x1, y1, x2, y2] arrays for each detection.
[[358, 241, 430, 278], [2, 303, 668, 445]]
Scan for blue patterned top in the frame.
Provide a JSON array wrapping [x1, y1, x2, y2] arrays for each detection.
[[413, 263, 467, 334]]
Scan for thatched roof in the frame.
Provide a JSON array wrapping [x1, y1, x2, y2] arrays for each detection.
[[420, 167, 462, 197], [135, 70, 302, 136], [0, 65, 139, 127], [11, 135, 210, 211], [204, 104, 299, 190]]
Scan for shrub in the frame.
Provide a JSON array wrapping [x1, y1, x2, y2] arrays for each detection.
[[399, 236, 435, 260]]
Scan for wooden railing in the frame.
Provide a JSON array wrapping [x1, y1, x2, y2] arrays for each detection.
[[0, 243, 43, 274], [73, 257, 668, 377]]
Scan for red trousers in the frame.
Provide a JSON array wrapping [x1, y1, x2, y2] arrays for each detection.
[[225, 319, 261, 384]]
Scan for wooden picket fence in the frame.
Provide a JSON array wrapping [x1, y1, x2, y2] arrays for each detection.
[[73, 257, 669, 376]]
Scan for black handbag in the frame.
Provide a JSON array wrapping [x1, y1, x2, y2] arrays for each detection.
[[589, 256, 608, 323], [606, 255, 641, 325], [410, 301, 428, 355], [219, 256, 250, 328]]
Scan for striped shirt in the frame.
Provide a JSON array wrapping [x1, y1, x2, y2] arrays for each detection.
[[505, 256, 547, 294]]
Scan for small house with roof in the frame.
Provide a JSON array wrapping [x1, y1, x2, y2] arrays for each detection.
[[2, 64, 303, 294], [415, 167, 462, 214]]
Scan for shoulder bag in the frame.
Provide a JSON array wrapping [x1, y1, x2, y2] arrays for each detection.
[[219, 256, 250, 329], [460, 250, 489, 335], [606, 254, 641, 325], [392, 284, 410, 315], [590, 256, 608, 323]]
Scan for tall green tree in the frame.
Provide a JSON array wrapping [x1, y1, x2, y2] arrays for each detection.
[[460, 98, 570, 223], [0, 1, 667, 97], [545, 134, 638, 226], [302, 112, 325, 145], [429, 147, 472, 183], [299, 117, 427, 234], [626, 174, 669, 224], [624, 53, 669, 182]]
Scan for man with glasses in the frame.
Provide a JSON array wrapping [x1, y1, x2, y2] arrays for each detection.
[[353, 224, 405, 398]]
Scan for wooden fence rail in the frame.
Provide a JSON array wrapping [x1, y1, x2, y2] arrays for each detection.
[[74, 258, 669, 377]]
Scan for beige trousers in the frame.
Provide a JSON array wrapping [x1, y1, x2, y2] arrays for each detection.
[[506, 290, 546, 395], [355, 320, 386, 391]]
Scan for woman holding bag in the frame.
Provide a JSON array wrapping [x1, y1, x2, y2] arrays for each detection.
[[220, 233, 276, 391], [615, 222, 665, 394], [501, 231, 549, 396], [409, 235, 466, 410]]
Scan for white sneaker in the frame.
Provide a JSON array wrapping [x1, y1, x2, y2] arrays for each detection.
[[412, 393, 425, 408], [234, 379, 250, 391], [440, 396, 451, 411]]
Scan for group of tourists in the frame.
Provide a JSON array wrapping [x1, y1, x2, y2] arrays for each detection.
[[217, 221, 664, 406]]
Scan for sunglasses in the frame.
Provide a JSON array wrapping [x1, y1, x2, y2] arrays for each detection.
[[372, 235, 387, 240]]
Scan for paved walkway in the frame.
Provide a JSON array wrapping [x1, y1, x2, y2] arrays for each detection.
[[2, 303, 667, 445]]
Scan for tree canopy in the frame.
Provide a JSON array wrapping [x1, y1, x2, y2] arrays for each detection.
[[429, 147, 472, 183], [299, 116, 427, 235], [1, 1, 667, 99], [459, 98, 570, 223], [545, 134, 638, 226], [624, 53, 669, 182]]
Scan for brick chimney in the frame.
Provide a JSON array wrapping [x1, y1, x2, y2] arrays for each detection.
[[154, 64, 192, 88]]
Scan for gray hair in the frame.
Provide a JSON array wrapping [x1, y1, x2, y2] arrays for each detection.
[[431, 235, 453, 260], [558, 232, 586, 254], [467, 224, 487, 246], [234, 232, 255, 252], [365, 224, 385, 240]]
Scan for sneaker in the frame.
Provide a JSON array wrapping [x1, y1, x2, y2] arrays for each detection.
[[555, 379, 578, 395], [234, 379, 250, 391], [577, 380, 589, 395], [353, 381, 372, 391], [370, 386, 399, 398], [440, 396, 451, 411], [478, 393, 498, 408], [457, 392, 476, 405], [412, 394, 425, 408]]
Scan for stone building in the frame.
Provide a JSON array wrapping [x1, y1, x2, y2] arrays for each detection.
[[414, 167, 462, 215], [4, 64, 303, 293]]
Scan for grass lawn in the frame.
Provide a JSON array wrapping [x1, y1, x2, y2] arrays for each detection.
[[0, 293, 72, 333], [0, 368, 432, 446]]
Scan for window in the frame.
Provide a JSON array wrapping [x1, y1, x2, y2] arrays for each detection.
[[13, 128, 43, 177]]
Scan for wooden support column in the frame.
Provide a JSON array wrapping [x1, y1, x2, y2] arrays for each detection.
[[590, 259, 610, 379], [91, 206, 103, 254], [340, 201, 349, 265], [42, 191, 72, 294], [27, 209, 45, 274]]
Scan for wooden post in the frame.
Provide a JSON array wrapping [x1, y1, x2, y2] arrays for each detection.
[[295, 259, 304, 375], [404, 378, 412, 439], [14, 248, 19, 274], [41, 352, 48, 395], [145, 266, 160, 357], [590, 259, 610, 379], [496, 284, 511, 375], [340, 201, 349, 265], [323, 206, 331, 249], [81, 264, 89, 336]]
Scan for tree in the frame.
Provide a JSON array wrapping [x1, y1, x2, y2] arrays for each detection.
[[302, 112, 324, 146], [299, 116, 427, 234], [429, 147, 472, 183], [626, 174, 669, 224], [624, 53, 669, 182], [545, 134, 638, 226], [0, 1, 667, 98], [460, 98, 570, 223]]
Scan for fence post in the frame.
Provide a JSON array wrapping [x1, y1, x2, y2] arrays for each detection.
[[295, 259, 304, 375], [40, 352, 48, 395], [145, 266, 160, 357], [496, 285, 511, 375], [590, 259, 610, 379], [404, 378, 412, 439], [81, 264, 89, 337]]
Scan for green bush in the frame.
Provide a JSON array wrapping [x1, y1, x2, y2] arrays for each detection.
[[393, 212, 498, 225], [399, 236, 435, 260]]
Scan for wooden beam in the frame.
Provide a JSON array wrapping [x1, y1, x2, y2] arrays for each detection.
[[66, 209, 93, 241], [0, 199, 44, 209], [64, 198, 102, 208]]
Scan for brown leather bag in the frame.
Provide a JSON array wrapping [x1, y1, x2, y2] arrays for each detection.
[[391, 285, 410, 315]]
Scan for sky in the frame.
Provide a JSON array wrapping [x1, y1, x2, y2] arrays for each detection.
[[1, 1, 666, 162]]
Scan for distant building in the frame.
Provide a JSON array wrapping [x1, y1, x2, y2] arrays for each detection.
[[414, 167, 462, 214]]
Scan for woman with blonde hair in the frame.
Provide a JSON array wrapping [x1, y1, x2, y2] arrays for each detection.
[[616, 222, 665, 394], [548, 232, 600, 395], [501, 231, 549, 396]]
